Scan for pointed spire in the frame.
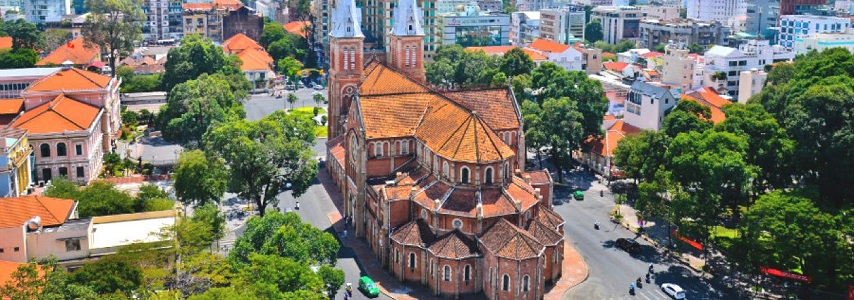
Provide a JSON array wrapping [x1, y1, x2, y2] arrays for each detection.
[[391, 0, 425, 36], [329, 0, 364, 38]]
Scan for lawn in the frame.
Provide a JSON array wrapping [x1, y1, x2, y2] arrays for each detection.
[[711, 226, 739, 239], [288, 107, 327, 138]]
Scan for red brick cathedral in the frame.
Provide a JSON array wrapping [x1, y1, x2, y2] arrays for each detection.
[[324, 0, 565, 298]]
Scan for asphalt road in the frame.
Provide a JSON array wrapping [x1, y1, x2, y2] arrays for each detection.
[[553, 169, 733, 300], [245, 87, 326, 121]]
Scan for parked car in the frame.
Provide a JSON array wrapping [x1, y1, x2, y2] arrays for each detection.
[[661, 283, 686, 299], [573, 190, 584, 200], [615, 238, 640, 254], [358, 276, 380, 298], [314, 84, 324, 90]]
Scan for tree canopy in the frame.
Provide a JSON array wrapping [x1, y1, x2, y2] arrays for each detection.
[[173, 150, 228, 207], [82, 0, 145, 77], [158, 73, 246, 148], [161, 34, 249, 93], [203, 111, 317, 216], [584, 20, 603, 44]]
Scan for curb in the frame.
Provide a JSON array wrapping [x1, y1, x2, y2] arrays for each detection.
[[615, 220, 705, 274]]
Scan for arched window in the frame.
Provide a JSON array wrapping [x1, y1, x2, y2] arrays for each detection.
[[502, 274, 510, 291], [452, 219, 463, 229], [522, 275, 530, 292], [375, 142, 383, 157], [442, 162, 449, 178], [349, 48, 356, 70], [401, 140, 409, 155], [56, 143, 67, 156], [503, 162, 510, 179], [430, 259, 434, 275], [443, 265, 452, 281], [405, 46, 411, 67], [409, 253, 416, 269], [464, 265, 471, 281], [392, 141, 399, 156], [40, 144, 50, 157], [349, 135, 358, 162], [421, 209, 427, 219], [411, 45, 417, 67], [460, 167, 470, 184], [343, 48, 350, 71], [484, 167, 494, 184], [395, 249, 399, 263]]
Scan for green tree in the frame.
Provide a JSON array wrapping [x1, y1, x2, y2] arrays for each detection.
[[260, 21, 286, 48], [173, 150, 228, 207], [593, 39, 636, 53], [76, 181, 136, 217], [134, 183, 171, 211], [82, 0, 145, 77], [613, 130, 670, 183], [0, 48, 37, 68], [5, 19, 40, 50], [661, 99, 713, 138], [425, 58, 455, 88], [287, 93, 298, 110], [584, 20, 603, 44], [204, 111, 317, 216], [278, 56, 303, 88], [44, 176, 81, 199], [317, 265, 344, 298], [236, 254, 325, 299], [40, 28, 71, 53], [312, 92, 325, 107], [229, 212, 339, 266], [0, 259, 96, 300], [161, 34, 248, 93], [70, 256, 143, 295], [499, 47, 534, 77], [511, 73, 532, 101], [158, 73, 246, 148], [687, 43, 705, 54], [654, 43, 667, 53], [521, 97, 584, 183]]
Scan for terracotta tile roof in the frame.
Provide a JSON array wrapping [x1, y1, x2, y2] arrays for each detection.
[[533, 206, 565, 229], [390, 219, 435, 248], [584, 119, 641, 157], [360, 63, 430, 95], [528, 39, 571, 53], [506, 178, 539, 211], [9, 93, 101, 134], [183, 0, 242, 10], [222, 33, 264, 54], [480, 189, 517, 217], [424, 111, 515, 163], [521, 170, 551, 185], [0, 260, 26, 286], [235, 48, 274, 72], [525, 220, 563, 246], [283, 21, 310, 38], [0, 99, 23, 115], [0, 37, 11, 50], [603, 61, 629, 72], [384, 185, 415, 200], [327, 135, 346, 167], [183, 2, 212, 9], [214, 0, 243, 10], [0, 195, 75, 228], [443, 89, 520, 130], [640, 51, 664, 59], [26, 68, 112, 92], [682, 87, 729, 124], [36, 37, 99, 66], [439, 188, 477, 216], [428, 230, 480, 259], [360, 94, 431, 139], [479, 218, 544, 260], [412, 177, 447, 210]]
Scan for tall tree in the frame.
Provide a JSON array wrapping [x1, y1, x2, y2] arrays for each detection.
[[0, 259, 96, 300], [278, 56, 303, 89], [204, 111, 317, 216], [70, 256, 143, 296], [613, 130, 670, 183], [500, 47, 535, 77], [157, 73, 246, 147], [228, 212, 339, 266], [77, 181, 136, 217], [661, 99, 713, 138], [82, 0, 145, 77], [522, 97, 584, 182], [173, 150, 228, 207], [584, 19, 603, 44], [41, 28, 71, 53], [4, 19, 40, 50], [161, 34, 248, 93]]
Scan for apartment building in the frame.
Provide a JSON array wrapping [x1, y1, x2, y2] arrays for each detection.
[[591, 6, 643, 44], [540, 6, 585, 45], [793, 31, 854, 54], [638, 19, 731, 49], [142, 0, 182, 42], [644, 5, 680, 21], [23, 0, 71, 23], [780, 0, 826, 15], [360, 0, 440, 58], [182, 0, 261, 43], [778, 15, 849, 49], [686, 0, 740, 23], [624, 81, 677, 131], [660, 43, 699, 91], [738, 68, 767, 103], [437, 10, 510, 47], [702, 39, 793, 98], [745, 0, 779, 40], [510, 11, 540, 45]]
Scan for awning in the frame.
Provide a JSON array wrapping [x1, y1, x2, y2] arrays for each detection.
[[759, 266, 812, 283], [672, 230, 703, 251], [87, 61, 105, 68]]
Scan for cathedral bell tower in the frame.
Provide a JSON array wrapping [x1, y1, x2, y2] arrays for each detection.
[[387, 0, 426, 82], [327, 0, 364, 139]]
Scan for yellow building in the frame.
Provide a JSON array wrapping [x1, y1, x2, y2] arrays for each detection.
[[0, 128, 33, 197]]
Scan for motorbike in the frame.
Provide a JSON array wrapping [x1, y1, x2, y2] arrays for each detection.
[[636, 277, 643, 288], [593, 221, 600, 230], [629, 284, 635, 295], [645, 273, 651, 283]]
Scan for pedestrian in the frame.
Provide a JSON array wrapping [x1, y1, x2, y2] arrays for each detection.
[[343, 229, 348, 238]]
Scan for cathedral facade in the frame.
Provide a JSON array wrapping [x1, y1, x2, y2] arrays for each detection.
[[324, 0, 566, 298]]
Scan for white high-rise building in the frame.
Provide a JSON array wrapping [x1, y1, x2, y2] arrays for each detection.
[[540, 6, 585, 45], [778, 15, 850, 50], [23, 0, 71, 23], [702, 39, 793, 98], [686, 0, 741, 23]]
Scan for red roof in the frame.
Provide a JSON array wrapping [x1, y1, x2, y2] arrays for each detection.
[[0, 260, 27, 286], [682, 87, 730, 124], [640, 51, 664, 59], [603, 61, 629, 72], [585, 119, 641, 158], [0, 195, 75, 228], [283, 21, 310, 38], [9, 93, 102, 134], [36, 37, 100, 66], [0, 37, 11, 50], [528, 39, 571, 53]]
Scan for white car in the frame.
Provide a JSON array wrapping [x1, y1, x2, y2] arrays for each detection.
[[661, 283, 686, 299]]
